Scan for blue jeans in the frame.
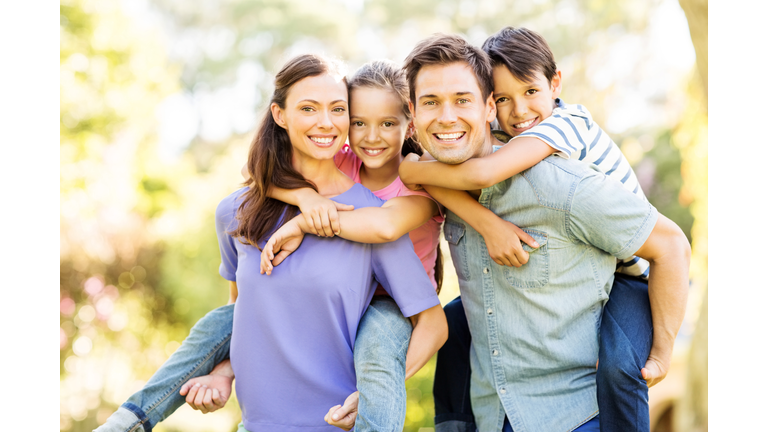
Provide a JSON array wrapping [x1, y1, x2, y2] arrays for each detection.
[[95, 298, 412, 432], [502, 415, 599, 431], [433, 274, 652, 432]]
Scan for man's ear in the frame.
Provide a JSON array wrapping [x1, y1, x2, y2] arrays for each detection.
[[271, 103, 287, 129], [485, 92, 497, 123], [408, 100, 416, 119], [550, 70, 563, 100]]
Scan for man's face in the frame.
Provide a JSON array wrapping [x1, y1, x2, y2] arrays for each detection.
[[409, 62, 496, 164]]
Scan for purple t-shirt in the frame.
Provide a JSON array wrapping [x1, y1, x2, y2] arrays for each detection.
[[216, 183, 440, 432]]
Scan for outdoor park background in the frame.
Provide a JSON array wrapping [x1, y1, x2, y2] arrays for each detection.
[[59, 0, 708, 431]]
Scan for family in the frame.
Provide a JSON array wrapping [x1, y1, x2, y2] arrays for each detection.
[[95, 27, 690, 432]]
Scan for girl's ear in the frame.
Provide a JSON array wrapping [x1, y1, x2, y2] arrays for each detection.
[[271, 103, 287, 129], [405, 120, 416, 140]]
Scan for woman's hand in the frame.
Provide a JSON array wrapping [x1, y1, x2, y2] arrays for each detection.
[[260, 218, 305, 275], [298, 193, 354, 237], [324, 391, 358, 431], [480, 218, 539, 267]]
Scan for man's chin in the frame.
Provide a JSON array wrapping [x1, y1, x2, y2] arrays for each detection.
[[424, 143, 473, 165]]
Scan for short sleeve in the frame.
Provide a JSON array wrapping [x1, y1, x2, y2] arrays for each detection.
[[334, 145, 360, 179], [517, 105, 594, 160], [216, 191, 241, 281], [396, 180, 445, 221], [371, 237, 440, 317], [567, 171, 658, 260]]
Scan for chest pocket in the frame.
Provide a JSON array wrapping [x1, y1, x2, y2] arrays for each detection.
[[444, 220, 471, 281], [504, 229, 549, 289]]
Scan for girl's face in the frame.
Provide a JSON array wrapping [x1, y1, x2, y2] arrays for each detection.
[[349, 87, 410, 170], [271, 73, 350, 164]]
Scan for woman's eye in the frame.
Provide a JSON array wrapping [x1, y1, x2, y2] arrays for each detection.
[[332, 106, 346, 112], [301, 106, 314, 112]]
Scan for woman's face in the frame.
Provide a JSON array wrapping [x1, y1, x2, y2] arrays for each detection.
[[272, 73, 350, 164], [349, 86, 410, 170]]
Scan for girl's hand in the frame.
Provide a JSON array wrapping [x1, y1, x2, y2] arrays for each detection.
[[298, 194, 354, 237], [481, 219, 539, 267], [261, 219, 305, 275], [400, 153, 424, 191]]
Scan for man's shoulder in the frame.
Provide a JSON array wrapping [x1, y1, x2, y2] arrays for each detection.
[[526, 155, 601, 183]]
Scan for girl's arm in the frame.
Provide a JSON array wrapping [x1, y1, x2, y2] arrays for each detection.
[[422, 185, 539, 267], [406, 304, 448, 379], [399, 137, 556, 191]]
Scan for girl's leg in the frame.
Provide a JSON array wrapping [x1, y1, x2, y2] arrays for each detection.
[[433, 296, 476, 432], [95, 304, 235, 432], [353, 296, 413, 432], [597, 274, 654, 432]]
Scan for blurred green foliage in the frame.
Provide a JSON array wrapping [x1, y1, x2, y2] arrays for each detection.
[[60, 0, 703, 431]]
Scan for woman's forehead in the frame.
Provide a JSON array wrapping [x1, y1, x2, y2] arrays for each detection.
[[286, 73, 348, 104]]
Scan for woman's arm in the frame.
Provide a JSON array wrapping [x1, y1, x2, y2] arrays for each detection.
[[405, 304, 448, 379], [423, 185, 539, 267], [399, 136, 556, 191]]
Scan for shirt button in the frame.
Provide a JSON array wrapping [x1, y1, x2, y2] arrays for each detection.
[[483, 267, 489, 274], [492, 349, 499, 356], [500, 388, 507, 395], [487, 308, 493, 315]]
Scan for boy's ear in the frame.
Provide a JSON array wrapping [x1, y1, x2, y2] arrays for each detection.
[[485, 92, 497, 123], [551, 70, 563, 100], [271, 103, 287, 129]]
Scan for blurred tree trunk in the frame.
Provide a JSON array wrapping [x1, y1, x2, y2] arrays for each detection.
[[675, 0, 707, 431]]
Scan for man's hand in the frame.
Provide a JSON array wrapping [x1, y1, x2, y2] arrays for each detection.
[[481, 219, 539, 267], [323, 391, 358, 431], [179, 360, 234, 414], [641, 355, 669, 388], [298, 193, 354, 237], [261, 218, 305, 275]]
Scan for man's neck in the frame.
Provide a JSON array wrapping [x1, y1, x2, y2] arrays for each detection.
[[473, 123, 500, 159]]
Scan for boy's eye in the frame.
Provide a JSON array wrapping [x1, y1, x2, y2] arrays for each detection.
[[495, 97, 509, 103], [526, 89, 538, 96]]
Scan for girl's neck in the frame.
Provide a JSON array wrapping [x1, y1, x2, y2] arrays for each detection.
[[359, 152, 403, 192], [293, 154, 353, 197]]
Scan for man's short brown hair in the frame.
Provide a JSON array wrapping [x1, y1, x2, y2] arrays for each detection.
[[402, 33, 494, 104], [482, 27, 557, 84]]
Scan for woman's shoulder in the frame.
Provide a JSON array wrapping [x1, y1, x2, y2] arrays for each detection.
[[334, 183, 386, 209], [216, 186, 249, 222]]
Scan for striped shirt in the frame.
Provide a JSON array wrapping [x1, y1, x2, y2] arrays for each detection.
[[493, 99, 650, 279]]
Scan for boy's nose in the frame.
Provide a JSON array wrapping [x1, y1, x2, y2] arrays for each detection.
[[512, 102, 528, 118]]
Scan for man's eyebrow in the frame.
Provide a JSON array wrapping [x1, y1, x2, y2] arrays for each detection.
[[296, 99, 347, 105], [417, 91, 476, 101]]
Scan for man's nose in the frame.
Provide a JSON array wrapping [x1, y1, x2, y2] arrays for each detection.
[[438, 104, 458, 125]]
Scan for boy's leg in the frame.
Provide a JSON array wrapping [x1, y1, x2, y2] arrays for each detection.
[[95, 304, 235, 432], [353, 296, 413, 432], [433, 296, 476, 432], [597, 274, 653, 432]]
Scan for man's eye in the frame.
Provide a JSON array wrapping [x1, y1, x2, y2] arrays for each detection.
[[424, 100, 436, 106], [495, 97, 509, 103], [457, 98, 469, 104]]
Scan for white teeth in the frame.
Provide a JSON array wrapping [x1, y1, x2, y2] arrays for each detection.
[[363, 148, 384, 155], [310, 136, 333, 144], [513, 119, 535, 129], [436, 132, 465, 140]]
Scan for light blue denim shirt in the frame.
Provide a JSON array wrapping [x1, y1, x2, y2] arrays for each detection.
[[444, 155, 658, 432]]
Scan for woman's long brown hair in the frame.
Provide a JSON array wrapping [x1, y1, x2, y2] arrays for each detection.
[[231, 54, 346, 248], [347, 60, 444, 294]]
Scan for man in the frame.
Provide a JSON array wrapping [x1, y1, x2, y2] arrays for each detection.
[[398, 33, 690, 432]]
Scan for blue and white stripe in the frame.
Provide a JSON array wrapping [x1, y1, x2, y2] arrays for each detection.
[[513, 99, 650, 279]]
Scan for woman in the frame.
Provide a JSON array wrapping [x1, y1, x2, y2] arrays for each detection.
[[219, 54, 446, 432]]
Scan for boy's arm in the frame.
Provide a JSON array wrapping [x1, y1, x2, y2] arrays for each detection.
[[632, 214, 691, 387], [422, 185, 538, 267], [399, 137, 555, 191]]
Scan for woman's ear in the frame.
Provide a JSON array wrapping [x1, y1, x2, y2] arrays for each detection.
[[271, 103, 287, 129]]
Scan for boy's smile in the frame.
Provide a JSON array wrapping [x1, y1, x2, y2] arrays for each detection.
[[492, 65, 562, 137]]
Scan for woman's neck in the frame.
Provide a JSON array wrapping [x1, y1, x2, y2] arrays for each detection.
[[359, 153, 403, 192], [293, 155, 353, 197]]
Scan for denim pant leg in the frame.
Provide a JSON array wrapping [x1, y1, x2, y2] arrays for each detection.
[[353, 296, 413, 432], [597, 274, 653, 432], [433, 296, 476, 432], [95, 304, 235, 432]]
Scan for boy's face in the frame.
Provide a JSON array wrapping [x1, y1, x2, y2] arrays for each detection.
[[492, 65, 562, 137], [409, 62, 496, 164]]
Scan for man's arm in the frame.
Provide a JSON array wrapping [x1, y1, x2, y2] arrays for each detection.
[[399, 137, 555, 191], [633, 214, 691, 386]]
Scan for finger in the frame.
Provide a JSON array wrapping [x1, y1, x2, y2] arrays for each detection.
[[186, 384, 200, 409], [329, 209, 341, 235], [312, 212, 325, 236], [272, 250, 292, 267], [514, 227, 539, 248], [304, 214, 318, 235], [331, 400, 355, 421], [202, 388, 216, 412], [194, 384, 207, 411], [180, 381, 191, 396], [212, 388, 224, 408], [320, 211, 333, 237], [334, 202, 354, 211], [325, 405, 341, 423]]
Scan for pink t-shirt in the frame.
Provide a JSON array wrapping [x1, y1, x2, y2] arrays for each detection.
[[335, 145, 444, 290]]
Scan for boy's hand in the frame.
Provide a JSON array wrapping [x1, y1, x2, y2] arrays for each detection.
[[298, 193, 354, 237], [481, 219, 539, 267], [261, 218, 305, 275], [324, 391, 358, 431], [641, 355, 670, 388], [179, 360, 234, 414]]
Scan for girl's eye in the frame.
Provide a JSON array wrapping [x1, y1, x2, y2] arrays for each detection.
[[382, 121, 394, 127], [353, 121, 364, 127], [495, 97, 509, 103]]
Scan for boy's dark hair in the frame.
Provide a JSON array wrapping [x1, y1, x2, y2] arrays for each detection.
[[482, 27, 557, 84], [402, 33, 493, 105]]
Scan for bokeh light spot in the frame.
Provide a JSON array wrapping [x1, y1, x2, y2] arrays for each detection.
[[84, 276, 105, 295], [78, 305, 96, 323], [73, 336, 93, 356], [61, 297, 77, 316]]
